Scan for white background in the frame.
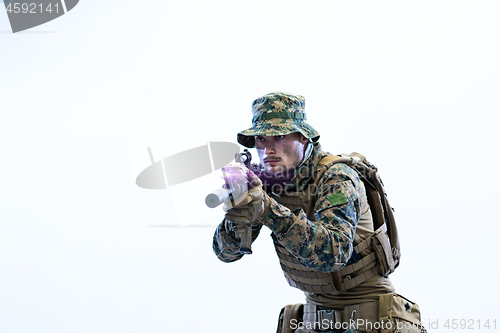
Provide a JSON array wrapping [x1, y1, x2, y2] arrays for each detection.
[[1, 1, 499, 332]]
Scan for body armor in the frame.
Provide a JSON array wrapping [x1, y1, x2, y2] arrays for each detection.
[[270, 153, 400, 295]]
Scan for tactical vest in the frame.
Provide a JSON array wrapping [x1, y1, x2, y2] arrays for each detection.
[[271, 153, 401, 295]]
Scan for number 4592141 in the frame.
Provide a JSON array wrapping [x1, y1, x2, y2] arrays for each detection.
[[5, 3, 60, 14], [443, 319, 497, 330]]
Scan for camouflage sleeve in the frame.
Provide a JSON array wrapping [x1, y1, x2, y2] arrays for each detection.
[[260, 163, 361, 273], [212, 219, 263, 262]]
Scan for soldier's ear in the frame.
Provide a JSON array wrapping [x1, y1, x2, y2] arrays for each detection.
[[299, 133, 310, 144]]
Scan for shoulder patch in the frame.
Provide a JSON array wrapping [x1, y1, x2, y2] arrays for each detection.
[[327, 190, 349, 206]]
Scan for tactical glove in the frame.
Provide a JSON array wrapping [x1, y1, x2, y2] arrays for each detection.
[[224, 171, 272, 225]]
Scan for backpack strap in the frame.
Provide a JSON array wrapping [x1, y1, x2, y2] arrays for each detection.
[[317, 154, 357, 168]]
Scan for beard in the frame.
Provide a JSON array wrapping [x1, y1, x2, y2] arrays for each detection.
[[257, 149, 305, 189], [263, 144, 304, 173]]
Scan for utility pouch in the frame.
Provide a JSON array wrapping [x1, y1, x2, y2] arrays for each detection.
[[372, 227, 396, 277], [276, 303, 303, 333], [378, 294, 426, 333]]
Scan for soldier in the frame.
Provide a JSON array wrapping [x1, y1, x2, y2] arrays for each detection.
[[213, 92, 401, 333]]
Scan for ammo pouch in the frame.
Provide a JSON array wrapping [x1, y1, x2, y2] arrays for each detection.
[[276, 303, 303, 333], [372, 225, 397, 277], [379, 294, 426, 333]]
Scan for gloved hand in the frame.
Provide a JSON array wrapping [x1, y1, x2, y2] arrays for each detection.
[[224, 171, 272, 226]]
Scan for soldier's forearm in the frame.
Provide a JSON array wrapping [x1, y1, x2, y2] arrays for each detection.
[[262, 200, 356, 273], [212, 220, 244, 262], [212, 220, 263, 262]]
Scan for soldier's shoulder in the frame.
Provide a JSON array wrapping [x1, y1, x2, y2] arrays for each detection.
[[317, 152, 360, 183]]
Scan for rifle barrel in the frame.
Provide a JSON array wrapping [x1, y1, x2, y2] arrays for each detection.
[[205, 188, 230, 208]]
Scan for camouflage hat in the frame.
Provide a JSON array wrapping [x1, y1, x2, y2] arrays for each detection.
[[237, 92, 320, 148]]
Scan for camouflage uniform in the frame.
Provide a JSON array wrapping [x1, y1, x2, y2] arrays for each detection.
[[213, 92, 393, 333], [213, 141, 359, 272]]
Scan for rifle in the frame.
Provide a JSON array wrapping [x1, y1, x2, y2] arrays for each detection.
[[205, 149, 259, 254]]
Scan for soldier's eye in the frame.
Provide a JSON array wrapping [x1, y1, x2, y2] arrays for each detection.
[[275, 135, 285, 140], [256, 136, 265, 142]]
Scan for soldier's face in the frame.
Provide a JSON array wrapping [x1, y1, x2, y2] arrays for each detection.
[[254, 132, 309, 175]]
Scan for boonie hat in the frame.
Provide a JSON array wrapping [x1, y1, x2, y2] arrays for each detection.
[[237, 92, 320, 148]]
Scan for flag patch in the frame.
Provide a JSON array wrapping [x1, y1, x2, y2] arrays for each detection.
[[327, 190, 349, 206]]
